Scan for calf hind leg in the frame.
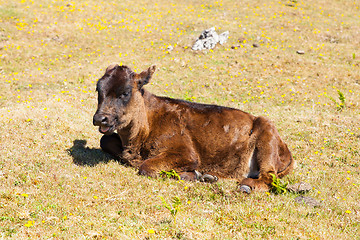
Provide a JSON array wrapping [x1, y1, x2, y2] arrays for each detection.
[[239, 116, 287, 193], [239, 170, 275, 193]]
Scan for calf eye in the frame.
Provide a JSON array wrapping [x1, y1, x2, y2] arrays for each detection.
[[120, 91, 130, 98]]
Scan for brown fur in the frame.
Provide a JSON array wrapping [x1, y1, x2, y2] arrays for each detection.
[[93, 64, 295, 192]]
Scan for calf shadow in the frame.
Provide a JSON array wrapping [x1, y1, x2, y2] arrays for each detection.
[[68, 140, 114, 167]]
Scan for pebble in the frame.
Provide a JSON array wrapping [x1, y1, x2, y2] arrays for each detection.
[[295, 196, 321, 207], [167, 45, 174, 52], [287, 182, 312, 193], [238, 37, 246, 43], [296, 50, 305, 54]]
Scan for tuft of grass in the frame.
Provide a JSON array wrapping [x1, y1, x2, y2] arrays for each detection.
[[269, 173, 288, 194], [159, 169, 181, 180], [325, 89, 346, 111], [159, 196, 182, 225]]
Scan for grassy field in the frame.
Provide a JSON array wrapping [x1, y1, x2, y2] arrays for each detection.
[[1, 0, 359, 239]]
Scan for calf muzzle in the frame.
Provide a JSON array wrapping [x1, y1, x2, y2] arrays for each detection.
[[93, 113, 108, 126]]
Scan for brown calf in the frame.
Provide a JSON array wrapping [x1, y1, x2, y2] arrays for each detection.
[[93, 64, 295, 193]]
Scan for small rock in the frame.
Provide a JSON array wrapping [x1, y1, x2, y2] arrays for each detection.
[[295, 196, 321, 207], [329, 38, 339, 43], [296, 50, 305, 54], [252, 43, 259, 48], [287, 182, 312, 193], [167, 45, 174, 51], [231, 45, 241, 49], [87, 231, 102, 238], [238, 37, 246, 43], [203, 210, 214, 213], [46, 216, 60, 223], [18, 210, 31, 220]]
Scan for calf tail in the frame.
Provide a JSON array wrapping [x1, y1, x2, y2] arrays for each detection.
[[277, 149, 296, 178]]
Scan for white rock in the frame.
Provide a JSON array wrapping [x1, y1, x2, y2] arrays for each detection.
[[218, 31, 229, 45], [167, 45, 174, 51], [192, 27, 229, 51]]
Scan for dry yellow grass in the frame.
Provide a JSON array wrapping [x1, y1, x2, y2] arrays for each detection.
[[0, 0, 359, 239]]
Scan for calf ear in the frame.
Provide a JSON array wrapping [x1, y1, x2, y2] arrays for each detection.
[[137, 65, 156, 89], [105, 64, 119, 73]]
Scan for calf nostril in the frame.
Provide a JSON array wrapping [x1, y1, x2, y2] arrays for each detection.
[[101, 116, 108, 124]]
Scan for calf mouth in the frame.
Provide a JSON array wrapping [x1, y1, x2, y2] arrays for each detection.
[[99, 125, 115, 135]]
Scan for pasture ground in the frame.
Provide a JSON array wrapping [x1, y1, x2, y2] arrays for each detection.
[[0, 0, 359, 239]]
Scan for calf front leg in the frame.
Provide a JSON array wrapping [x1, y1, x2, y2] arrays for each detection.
[[138, 151, 199, 179], [177, 171, 218, 183], [100, 133, 125, 163]]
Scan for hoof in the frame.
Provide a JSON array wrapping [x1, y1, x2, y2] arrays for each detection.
[[195, 171, 218, 183], [194, 170, 202, 180], [239, 185, 251, 194], [200, 174, 218, 183], [138, 167, 156, 178]]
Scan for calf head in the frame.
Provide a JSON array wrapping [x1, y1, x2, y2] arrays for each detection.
[[93, 64, 156, 135]]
